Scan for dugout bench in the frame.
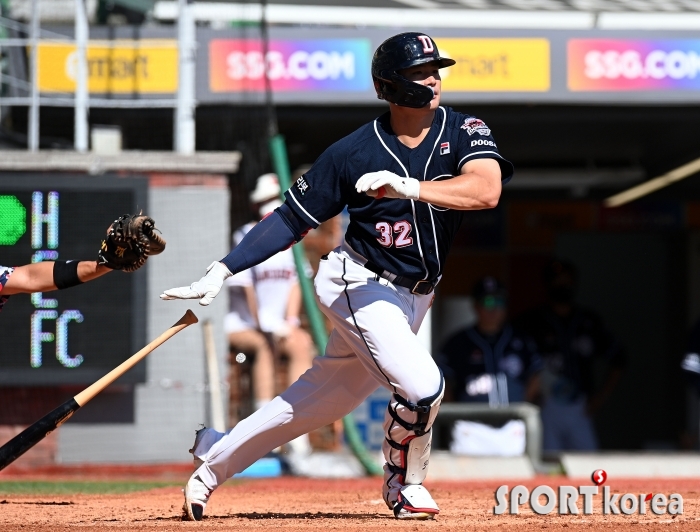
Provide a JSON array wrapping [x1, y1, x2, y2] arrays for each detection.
[[432, 402, 543, 468]]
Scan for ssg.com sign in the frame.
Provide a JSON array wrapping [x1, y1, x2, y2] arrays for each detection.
[[209, 39, 371, 92], [568, 39, 700, 91]]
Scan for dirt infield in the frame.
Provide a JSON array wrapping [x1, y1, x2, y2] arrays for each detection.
[[0, 476, 698, 531]]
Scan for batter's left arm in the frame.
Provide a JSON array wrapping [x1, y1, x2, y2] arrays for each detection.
[[417, 158, 502, 210], [356, 158, 503, 211]]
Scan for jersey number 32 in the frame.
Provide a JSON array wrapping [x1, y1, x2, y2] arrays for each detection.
[[375, 221, 414, 248]]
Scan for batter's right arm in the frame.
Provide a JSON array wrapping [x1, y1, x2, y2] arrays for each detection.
[[160, 203, 311, 306]]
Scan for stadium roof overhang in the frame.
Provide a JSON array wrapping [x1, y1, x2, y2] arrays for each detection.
[[153, 0, 700, 30]]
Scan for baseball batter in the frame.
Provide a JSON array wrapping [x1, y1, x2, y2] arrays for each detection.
[[161, 32, 513, 521]]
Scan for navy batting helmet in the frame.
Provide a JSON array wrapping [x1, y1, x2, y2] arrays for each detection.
[[372, 32, 455, 109]]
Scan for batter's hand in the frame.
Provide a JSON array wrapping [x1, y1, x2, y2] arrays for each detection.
[[160, 261, 232, 306], [355, 171, 420, 201]]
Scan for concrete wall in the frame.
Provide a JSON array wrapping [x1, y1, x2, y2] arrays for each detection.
[[58, 180, 230, 463]]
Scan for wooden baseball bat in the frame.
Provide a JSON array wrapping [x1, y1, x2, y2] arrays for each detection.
[[0, 309, 198, 472]]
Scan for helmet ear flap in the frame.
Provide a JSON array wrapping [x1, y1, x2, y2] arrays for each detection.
[[373, 78, 386, 100]]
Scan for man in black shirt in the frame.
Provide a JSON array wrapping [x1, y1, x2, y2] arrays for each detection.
[[438, 277, 542, 405], [517, 259, 625, 452]]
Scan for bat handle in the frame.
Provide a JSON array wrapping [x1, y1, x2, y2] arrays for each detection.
[[0, 398, 79, 472]]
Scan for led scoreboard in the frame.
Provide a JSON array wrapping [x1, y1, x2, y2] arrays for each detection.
[[0, 176, 148, 385]]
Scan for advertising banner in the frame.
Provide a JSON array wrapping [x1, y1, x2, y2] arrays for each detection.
[[209, 38, 372, 93], [37, 40, 178, 94], [568, 39, 700, 91], [194, 28, 700, 104], [435, 38, 550, 92]]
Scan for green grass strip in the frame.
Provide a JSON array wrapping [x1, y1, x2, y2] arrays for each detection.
[[0, 480, 180, 495]]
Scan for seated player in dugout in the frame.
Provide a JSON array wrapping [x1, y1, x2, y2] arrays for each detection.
[[437, 277, 542, 406], [225, 173, 315, 454], [161, 32, 513, 521], [1, 214, 164, 311], [515, 259, 626, 452]]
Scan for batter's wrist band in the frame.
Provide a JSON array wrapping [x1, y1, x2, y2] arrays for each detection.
[[53, 260, 83, 290]]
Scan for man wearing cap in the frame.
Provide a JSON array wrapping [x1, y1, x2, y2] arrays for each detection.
[[438, 277, 542, 406]]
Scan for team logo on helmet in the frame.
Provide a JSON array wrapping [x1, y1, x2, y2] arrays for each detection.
[[461, 118, 491, 137], [417, 35, 434, 54]]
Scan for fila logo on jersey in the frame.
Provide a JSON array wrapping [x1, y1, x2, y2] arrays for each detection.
[[461, 118, 491, 137], [417, 35, 434, 54], [471, 139, 496, 148], [295, 175, 310, 196], [440, 142, 450, 155]]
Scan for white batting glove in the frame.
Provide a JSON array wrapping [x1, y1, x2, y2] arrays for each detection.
[[160, 261, 232, 306], [355, 171, 420, 201]]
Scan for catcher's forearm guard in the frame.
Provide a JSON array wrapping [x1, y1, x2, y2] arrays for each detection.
[[98, 214, 166, 272]]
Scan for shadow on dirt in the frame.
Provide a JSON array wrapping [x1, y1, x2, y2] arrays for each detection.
[[202, 511, 388, 520], [0, 500, 74, 505]]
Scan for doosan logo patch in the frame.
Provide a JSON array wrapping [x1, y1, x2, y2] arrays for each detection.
[[295, 175, 310, 196], [440, 142, 450, 155], [461, 118, 491, 137]]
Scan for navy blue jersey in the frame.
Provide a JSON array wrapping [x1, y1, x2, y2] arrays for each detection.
[[284, 106, 513, 282], [0, 265, 13, 313], [437, 324, 542, 405]]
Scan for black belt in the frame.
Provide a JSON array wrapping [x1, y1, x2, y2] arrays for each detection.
[[363, 260, 436, 295]]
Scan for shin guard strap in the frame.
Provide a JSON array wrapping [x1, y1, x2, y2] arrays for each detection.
[[387, 403, 416, 432]]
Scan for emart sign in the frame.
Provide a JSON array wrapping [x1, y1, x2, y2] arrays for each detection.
[[435, 38, 550, 92], [37, 40, 178, 94]]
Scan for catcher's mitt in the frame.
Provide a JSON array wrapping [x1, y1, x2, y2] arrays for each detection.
[[98, 214, 166, 272]]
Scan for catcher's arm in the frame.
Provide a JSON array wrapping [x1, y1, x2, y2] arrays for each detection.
[[2, 261, 110, 295]]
